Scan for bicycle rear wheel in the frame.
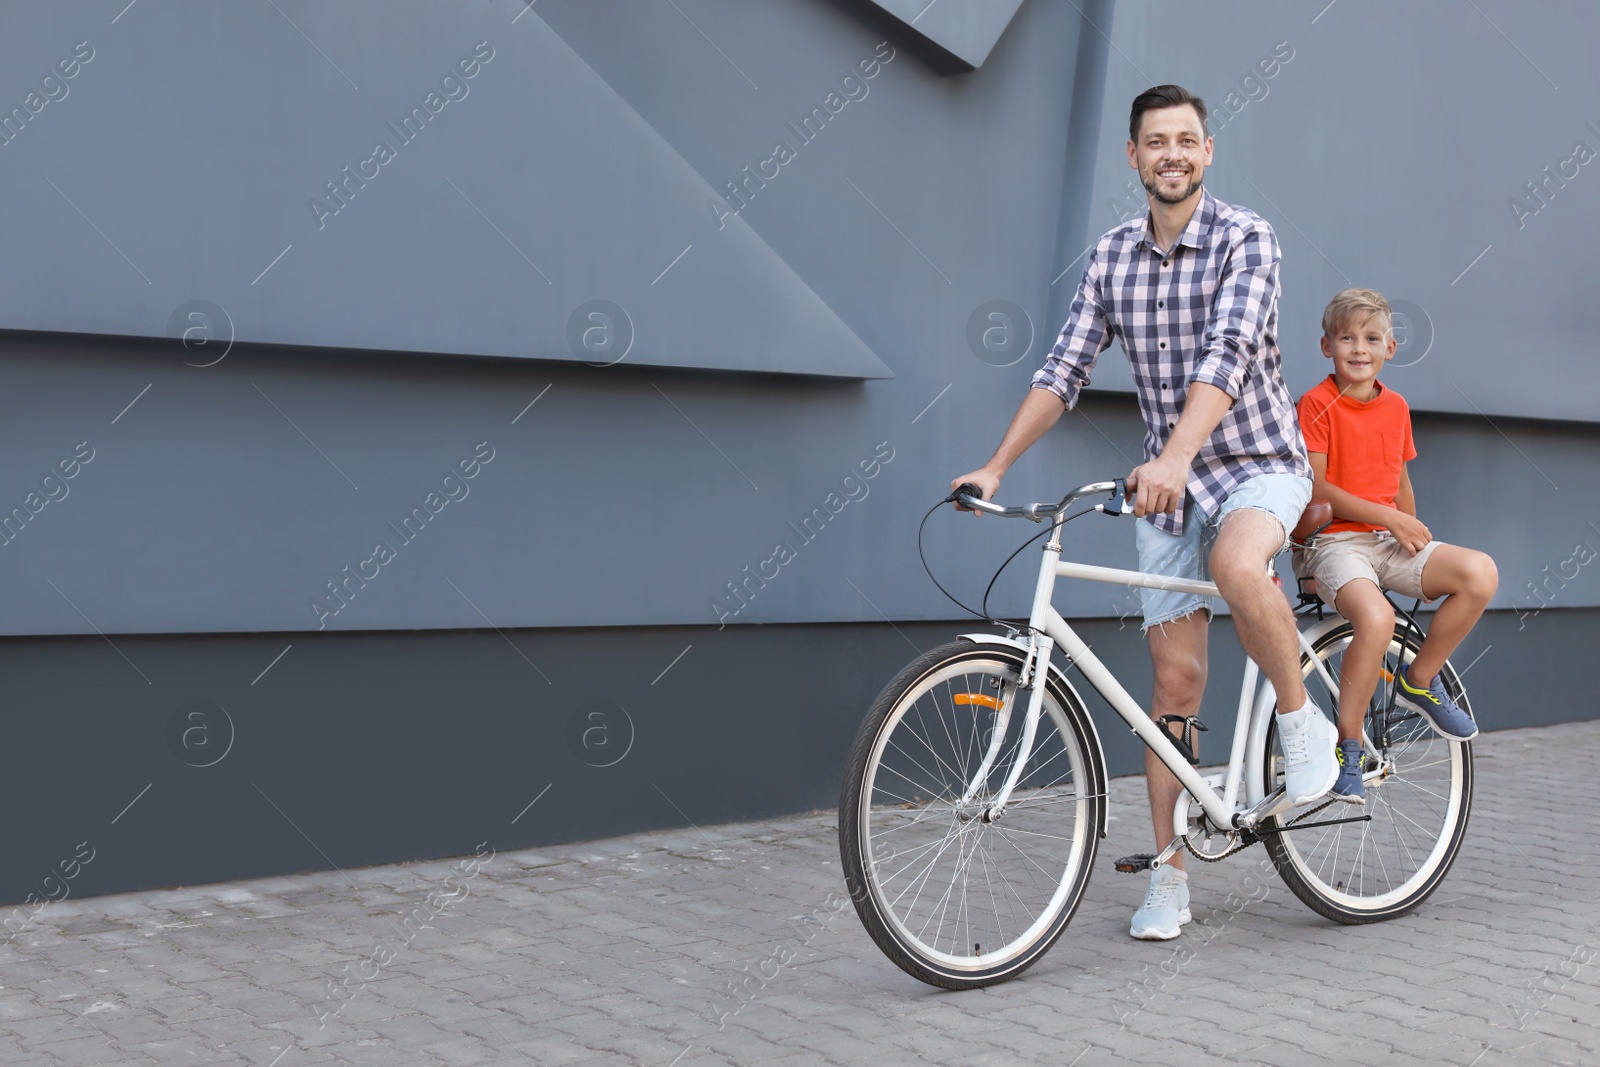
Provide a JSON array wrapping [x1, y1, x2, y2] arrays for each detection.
[[839, 640, 1104, 988], [1263, 619, 1473, 923]]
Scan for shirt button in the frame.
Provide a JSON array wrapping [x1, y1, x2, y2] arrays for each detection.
[[1159, 342, 1166, 349], [1162, 383, 1169, 390], [1158, 300, 1164, 308], [1162, 259, 1170, 267]]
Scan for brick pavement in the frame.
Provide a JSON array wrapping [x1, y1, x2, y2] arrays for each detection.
[[4, 721, 1597, 1066]]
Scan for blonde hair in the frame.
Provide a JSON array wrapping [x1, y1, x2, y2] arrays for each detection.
[[1321, 288, 1392, 339]]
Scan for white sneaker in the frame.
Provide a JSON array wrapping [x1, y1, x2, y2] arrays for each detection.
[[1129, 866, 1190, 940], [1277, 703, 1339, 805]]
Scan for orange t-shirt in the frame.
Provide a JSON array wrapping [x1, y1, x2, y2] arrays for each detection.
[[1297, 376, 1416, 534]]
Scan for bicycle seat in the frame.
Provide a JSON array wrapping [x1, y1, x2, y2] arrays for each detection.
[[1291, 500, 1333, 547]]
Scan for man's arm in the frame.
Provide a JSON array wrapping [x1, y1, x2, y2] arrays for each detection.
[[1308, 453, 1430, 553], [1126, 381, 1232, 517], [951, 389, 1066, 507], [953, 244, 1112, 508], [1190, 221, 1281, 400]]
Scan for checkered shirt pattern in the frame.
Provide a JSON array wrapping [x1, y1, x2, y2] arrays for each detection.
[[1031, 189, 1310, 535]]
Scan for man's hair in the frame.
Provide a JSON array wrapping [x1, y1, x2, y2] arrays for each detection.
[[1129, 85, 1209, 142], [1321, 288, 1393, 338]]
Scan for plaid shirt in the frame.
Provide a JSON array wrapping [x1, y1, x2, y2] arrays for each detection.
[[1031, 188, 1309, 535]]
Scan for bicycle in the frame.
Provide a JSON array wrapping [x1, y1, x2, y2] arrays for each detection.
[[838, 479, 1474, 989]]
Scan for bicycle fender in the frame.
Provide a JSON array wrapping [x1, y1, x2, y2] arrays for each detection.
[[1244, 615, 1350, 806], [958, 633, 1110, 840]]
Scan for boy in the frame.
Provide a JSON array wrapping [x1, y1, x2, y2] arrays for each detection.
[[1295, 289, 1499, 802]]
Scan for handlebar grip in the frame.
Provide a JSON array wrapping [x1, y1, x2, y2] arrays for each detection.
[[953, 482, 985, 508]]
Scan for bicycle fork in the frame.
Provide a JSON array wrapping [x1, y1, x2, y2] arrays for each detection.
[[956, 630, 1053, 822], [958, 521, 1070, 822]]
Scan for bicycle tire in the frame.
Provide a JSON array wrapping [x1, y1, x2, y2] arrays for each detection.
[[1262, 620, 1473, 923], [838, 640, 1104, 988]]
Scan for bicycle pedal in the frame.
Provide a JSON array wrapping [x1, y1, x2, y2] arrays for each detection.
[[1114, 854, 1156, 874]]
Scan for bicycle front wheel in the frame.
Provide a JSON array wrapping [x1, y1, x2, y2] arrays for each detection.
[[838, 640, 1104, 989], [1263, 619, 1474, 923]]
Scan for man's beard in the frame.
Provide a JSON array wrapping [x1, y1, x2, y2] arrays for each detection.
[[1142, 168, 1202, 205]]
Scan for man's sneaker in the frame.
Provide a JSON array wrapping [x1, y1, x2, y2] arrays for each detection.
[[1396, 668, 1478, 741], [1130, 866, 1190, 941], [1331, 739, 1366, 804], [1277, 704, 1339, 805]]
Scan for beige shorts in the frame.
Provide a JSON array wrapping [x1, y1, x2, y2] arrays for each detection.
[[1293, 529, 1443, 603]]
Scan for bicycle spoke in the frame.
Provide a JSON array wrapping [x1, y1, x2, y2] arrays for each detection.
[[898, 706, 968, 794], [986, 824, 1082, 845], [1267, 624, 1470, 914], [848, 648, 1101, 982]]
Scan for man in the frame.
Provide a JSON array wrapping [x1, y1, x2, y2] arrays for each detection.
[[951, 84, 1336, 940]]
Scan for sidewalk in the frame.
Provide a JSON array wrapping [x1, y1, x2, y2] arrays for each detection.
[[5, 721, 1597, 1066]]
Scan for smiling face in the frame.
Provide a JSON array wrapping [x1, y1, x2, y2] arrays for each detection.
[[1321, 311, 1397, 393], [1127, 104, 1212, 206]]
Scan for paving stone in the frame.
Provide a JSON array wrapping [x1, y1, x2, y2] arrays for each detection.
[[1, 721, 1593, 1066]]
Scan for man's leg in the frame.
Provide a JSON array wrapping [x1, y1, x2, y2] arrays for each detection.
[[1212, 501, 1338, 804], [1130, 506, 1210, 940], [1145, 610, 1209, 868], [1209, 508, 1307, 712]]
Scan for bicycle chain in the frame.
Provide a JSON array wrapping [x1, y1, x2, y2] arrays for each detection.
[[1182, 796, 1341, 863]]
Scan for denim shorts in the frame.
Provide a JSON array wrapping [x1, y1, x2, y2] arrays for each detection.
[[1134, 472, 1313, 630]]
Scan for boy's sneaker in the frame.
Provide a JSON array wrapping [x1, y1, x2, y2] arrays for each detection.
[[1331, 739, 1365, 804], [1396, 668, 1478, 741], [1130, 866, 1190, 941], [1277, 703, 1339, 805]]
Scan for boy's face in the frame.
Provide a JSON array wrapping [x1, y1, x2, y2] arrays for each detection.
[[1127, 105, 1212, 206], [1321, 311, 1396, 389]]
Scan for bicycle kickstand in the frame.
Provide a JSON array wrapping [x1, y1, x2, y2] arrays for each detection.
[[1114, 833, 1186, 874]]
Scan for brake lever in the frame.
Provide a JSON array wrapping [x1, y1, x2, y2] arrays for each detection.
[[1094, 478, 1134, 517]]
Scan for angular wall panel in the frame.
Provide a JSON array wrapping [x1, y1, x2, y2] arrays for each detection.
[[0, 2, 890, 378]]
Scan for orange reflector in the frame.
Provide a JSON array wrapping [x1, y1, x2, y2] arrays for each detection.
[[953, 693, 1001, 710]]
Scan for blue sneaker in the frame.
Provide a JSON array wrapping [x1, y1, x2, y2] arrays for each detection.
[[1396, 667, 1478, 741], [1331, 739, 1365, 804]]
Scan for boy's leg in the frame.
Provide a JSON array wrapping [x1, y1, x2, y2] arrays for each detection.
[[1407, 545, 1499, 685], [1329, 579, 1394, 741]]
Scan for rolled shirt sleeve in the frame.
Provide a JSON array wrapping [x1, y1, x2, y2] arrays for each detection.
[[1030, 246, 1114, 410], [1188, 221, 1281, 401]]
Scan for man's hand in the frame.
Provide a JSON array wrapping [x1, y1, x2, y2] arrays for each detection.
[[1126, 455, 1188, 517], [950, 469, 1001, 513], [1386, 511, 1432, 555]]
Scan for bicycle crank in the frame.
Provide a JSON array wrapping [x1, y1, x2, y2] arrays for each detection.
[[1175, 776, 1255, 862]]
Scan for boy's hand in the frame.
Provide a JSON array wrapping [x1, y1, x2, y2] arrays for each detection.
[[950, 469, 1001, 513], [1386, 512, 1431, 555]]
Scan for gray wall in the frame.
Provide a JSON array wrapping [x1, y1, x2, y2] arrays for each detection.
[[0, 605, 1584, 906], [0, 0, 1595, 644], [0, 0, 1595, 902]]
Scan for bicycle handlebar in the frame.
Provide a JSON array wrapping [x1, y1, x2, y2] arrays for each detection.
[[954, 479, 1133, 522]]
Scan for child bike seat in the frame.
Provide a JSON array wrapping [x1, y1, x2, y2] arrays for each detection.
[[1291, 500, 1334, 548]]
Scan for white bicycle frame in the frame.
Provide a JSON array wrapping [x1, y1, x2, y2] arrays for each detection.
[[959, 482, 1346, 835]]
